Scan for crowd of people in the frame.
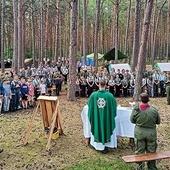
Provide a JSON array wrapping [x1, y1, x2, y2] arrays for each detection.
[[0, 59, 170, 115]]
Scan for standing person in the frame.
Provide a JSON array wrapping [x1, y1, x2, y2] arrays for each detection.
[[28, 79, 34, 107], [61, 65, 69, 84], [152, 70, 160, 97], [3, 79, 12, 113], [11, 75, 21, 111], [165, 73, 170, 105], [130, 93, 160, 170], [108, 75, 115, 96], [20, 78, 29, 109], [121, 75, 129, 97], [115, 74, 121, 97], [53, 70, 62, 96], [159, 72, 166, 97], [87, 80, 117, 153], [147, 77, 154, 98], [86, 72, 94, 97], [75, 76, 80, 97], [130, 75, 135, 96], [46, 72, 53, 96], [0, 83, 4, 115], [40, 80, 46, 95]]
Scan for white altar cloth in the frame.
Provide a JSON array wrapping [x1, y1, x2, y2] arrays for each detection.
[[81, 105, 135, 150]]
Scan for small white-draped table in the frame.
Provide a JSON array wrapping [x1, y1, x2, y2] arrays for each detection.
[[81, 105, 135, 151]]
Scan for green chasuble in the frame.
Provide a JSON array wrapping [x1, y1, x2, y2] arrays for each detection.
[[88, 90, 117, 144]]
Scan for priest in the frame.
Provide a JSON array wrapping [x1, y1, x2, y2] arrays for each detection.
[[87, 80, 117, 153]]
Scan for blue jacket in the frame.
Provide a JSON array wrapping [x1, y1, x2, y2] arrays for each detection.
[[0, 85, 4, 96]]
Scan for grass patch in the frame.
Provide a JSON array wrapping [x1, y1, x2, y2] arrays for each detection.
[[65, 158, 136, 170]]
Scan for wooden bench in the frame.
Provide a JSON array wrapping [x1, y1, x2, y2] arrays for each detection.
[[122, 151, 170, 163]]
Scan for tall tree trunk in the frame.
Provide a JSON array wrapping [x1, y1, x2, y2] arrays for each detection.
[[18, 0, 22, 71], [131, 0, 141, 71], [114, 0, 119, 64], [166, 0, 170, 62], [45, 0, 50, 61], [1, 0, 5, 73], [40, 0, 44, 63], [21, 0, 25, 68], [54, 0, 60, 62], [94, 0, 101, 69], [31, 0, 36, 65], [133, 0, 154, 101], [124, 0, 131, 63], [67, 0, 78, 101], [83, 0, 87, 64], [151, 1, 166, 66], [12, 0, 18, 72], [77, 0, 80, 53]]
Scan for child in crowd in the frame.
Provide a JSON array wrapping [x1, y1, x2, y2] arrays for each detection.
[[3, 79, 11, 112], [40, 80, 46, 95], [34, 85, 40, 101], [0, 83, 4, 114], [75, 76, 80, 97], [28, 79, 34, 107], [20, 77, 29, 109]]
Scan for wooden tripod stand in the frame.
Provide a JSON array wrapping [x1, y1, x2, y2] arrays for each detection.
[[23, 96, 63, 151]]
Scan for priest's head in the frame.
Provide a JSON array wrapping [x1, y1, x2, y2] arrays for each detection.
[[99, 80, 106, 89]]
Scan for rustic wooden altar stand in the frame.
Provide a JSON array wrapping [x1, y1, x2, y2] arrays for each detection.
[[23, 96, 63, 151]]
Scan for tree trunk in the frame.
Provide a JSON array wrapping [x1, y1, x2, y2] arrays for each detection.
[[166, 0, 170, 62], [114, 0, 119, 64], [40, 0, 44, 63], [1, 0, 5, 73], [54, 0, 60, 62], [21, 0, 25, 68], [151, 1, 166, 66], [67, 0, 78, 101], [31, 0, 36, 65], [18, 0, 22, 71], [45, 0, 50, 61], [83, 0, 87, 64], [124, 0, 131, 62], [12, 0, 18, 72], [133, 0, 154, 101], [131, 0, 141, 71], [94, 0, 101, 69]]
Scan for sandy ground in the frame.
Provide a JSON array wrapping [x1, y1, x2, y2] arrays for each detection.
[[0, 91, 170, 170]]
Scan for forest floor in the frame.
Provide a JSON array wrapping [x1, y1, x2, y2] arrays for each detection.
[[0, 90, 170, 170]]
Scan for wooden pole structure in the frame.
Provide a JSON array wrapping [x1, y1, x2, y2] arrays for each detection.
[[23, 103, 40, 145]]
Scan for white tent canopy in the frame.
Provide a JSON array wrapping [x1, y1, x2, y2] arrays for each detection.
[[154, 63, 170, 72], [109, 63, 131, 72]]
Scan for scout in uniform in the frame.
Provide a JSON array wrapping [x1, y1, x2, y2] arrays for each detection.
[[108, 75, 115, 96], [130, 93, 160, 170], [80, 76, 87, 97], [159, 72, 166, 97], [86, 72, 94, 97], [115, 74, 121, 97], [152, 70, 160, 97], [121, 75, 129, 97], [130, 75, 135, 96], [94, 73, 100, 91], [165, 73, 170, 105], [53, 70, 62, 96], [61, 64, 69, 84], [146, 76, 153, 98]]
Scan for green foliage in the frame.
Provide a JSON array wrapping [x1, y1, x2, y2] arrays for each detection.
[[66, 158, 136, 170]]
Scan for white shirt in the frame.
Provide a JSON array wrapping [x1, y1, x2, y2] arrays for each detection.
[[40, 83, 46, 94]]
